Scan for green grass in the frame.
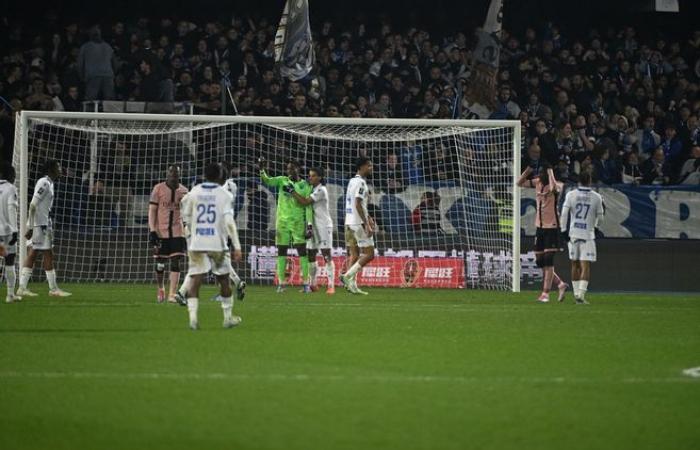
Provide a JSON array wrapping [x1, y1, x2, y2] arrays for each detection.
[[0, 284, 699, 450]]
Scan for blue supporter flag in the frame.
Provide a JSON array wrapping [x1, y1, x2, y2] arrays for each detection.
[[274, 0, 315, 81]]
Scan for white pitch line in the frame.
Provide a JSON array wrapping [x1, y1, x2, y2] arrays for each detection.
[[0, 371, 696, 384], [682, 367, 700, 378]]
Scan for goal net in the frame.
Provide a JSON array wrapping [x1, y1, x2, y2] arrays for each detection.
[[13, 112, 521, 291]]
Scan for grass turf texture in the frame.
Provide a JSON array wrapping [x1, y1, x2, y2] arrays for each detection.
[[0, 284, 699, 450]]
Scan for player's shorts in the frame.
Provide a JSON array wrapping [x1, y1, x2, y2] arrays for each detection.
[[534, 228, 560, 252], [187, 250, 231, 276], [345, 224, 375, 249], [31, 224, 54, 251], [154, 237, 187, 258], [307, 226, 333, 250], [568, 239, 597, 262], [276, 218, 306, 246], [0, 234, 17, 255]]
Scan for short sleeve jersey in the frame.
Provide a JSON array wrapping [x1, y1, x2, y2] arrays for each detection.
[[31, 176, 54, 227], [533, 178, 562, 229], [182, 183, 234, 252], [149, 182, 188, 238], [310, 185, 333, 229], [344, 175, 370, 226], [0, 180, 18, 235], [562, 187, 604, 240]]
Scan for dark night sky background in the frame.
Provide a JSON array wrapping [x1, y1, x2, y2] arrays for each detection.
[[4, 0, 699, 39]]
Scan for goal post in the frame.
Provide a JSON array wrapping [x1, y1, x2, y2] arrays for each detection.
[[13, 111, 521, 292]]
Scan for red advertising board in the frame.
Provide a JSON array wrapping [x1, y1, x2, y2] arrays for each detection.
[[274, 256, 464, 288]]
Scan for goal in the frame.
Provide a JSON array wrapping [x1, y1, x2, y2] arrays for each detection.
[[13, 111, 521, 291]]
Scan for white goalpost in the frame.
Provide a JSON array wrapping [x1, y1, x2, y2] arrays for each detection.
[[13, 111, 521, 291]]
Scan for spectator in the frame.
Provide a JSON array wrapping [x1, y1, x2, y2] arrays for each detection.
[[411, 191, 443, 233], [659, 124, 684, 175], [679, 145, 700, 184], [635, 116, 661, 159], [377, 153, 406, 193], [641, 147, 670, 185], [522, 141, 542, 172], [592, 145, 620, 185], [61, 86, 82, 112], [78, 26, 115, 101], [622, 152, 643, 184], [534, 119, 559, 165]]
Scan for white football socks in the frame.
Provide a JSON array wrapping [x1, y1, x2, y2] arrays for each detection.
[[187, 297, 199, 324], [346, 262, 362, 279], [6, 266, 16, 296], [220, 296, 233, 321], [19, 267, 32, 289], [178, 273, 192, 297], [45, 270, 58, 291], [326, 261, 335, 287], [579, 280, 589, 299]]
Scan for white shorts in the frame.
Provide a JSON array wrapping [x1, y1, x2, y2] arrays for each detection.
[[307, 226, 333, 250], [345, 224, 375, 249], [568, 239, 597, 262], [31, 224, 54, 251], [187, 251, 231, 276], [0, 234, 17, 255]]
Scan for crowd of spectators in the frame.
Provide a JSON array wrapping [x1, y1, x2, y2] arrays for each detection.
[[1, 13, 700, 187]]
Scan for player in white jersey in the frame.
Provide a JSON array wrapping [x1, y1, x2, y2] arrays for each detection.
[[180, 163, 243, 330], [288, 166, 336, 295], [560, 171, 604, 304], [175, 165, 246, 306], [17, 160, 71, 298], [0, 164, 21, 302], [340, 157, 376, 295]]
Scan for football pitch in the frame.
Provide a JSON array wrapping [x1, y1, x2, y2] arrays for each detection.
[[1, 284, 699, 450]]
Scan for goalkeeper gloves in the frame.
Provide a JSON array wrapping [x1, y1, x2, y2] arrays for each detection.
[[257, 157, 268, 171], [149, 231, 160, 247], [8, 232, 18, 246], [305, 224, 314, 240], [283, 183, 296, 194]]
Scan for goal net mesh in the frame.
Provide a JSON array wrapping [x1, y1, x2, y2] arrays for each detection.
[[14, 115, 518, 290]]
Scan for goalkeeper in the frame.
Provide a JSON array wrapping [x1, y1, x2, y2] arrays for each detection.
[[259, 157, 314, 293]]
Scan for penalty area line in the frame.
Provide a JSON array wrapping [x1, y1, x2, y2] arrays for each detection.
[[0, 371, 697, 384]]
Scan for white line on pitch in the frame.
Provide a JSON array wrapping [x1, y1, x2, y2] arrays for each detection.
[[682, 367, 700, 378], [0, 371, 697, 384]]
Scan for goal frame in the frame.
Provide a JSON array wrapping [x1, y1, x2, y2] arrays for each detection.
[[15, 110, 521, 292]]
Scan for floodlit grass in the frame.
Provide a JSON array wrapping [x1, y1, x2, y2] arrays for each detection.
[[1, 284, 699, 450]]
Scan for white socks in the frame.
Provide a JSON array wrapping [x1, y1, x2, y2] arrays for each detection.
[[19, 267, 32, 289], [309, 263, 317, 286], [46, 270, 58, 291], [326, 261, 335, 287], [579, 280, 588, 299], [229, 270, 241, 286], [187, 297, 199, 323], [5, 266, 16, 296], [573, 280, 589, 299], [178, 273, 192, 297], [220, 296, 233, 321], [346, 262, 362, 279]]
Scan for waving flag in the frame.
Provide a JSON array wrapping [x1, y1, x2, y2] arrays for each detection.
[[274, 0, 315, 81], [462, 0, 503, 118]]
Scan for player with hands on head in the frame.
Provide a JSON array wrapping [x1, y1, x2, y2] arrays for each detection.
[[0, 163, 21, 302], [517, 164, 568, 303]]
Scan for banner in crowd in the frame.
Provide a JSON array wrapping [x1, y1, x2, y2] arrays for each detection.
[[274, 0, 315, 81], [462, 0, 503, 118], [521, 184, 700, 239]]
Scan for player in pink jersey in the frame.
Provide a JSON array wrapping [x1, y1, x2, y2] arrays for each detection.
[[148, 165, 188, 303], [517, 165, 568, 303]]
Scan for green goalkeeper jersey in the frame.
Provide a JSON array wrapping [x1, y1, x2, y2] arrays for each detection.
[[260, 170, 313, 224]]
